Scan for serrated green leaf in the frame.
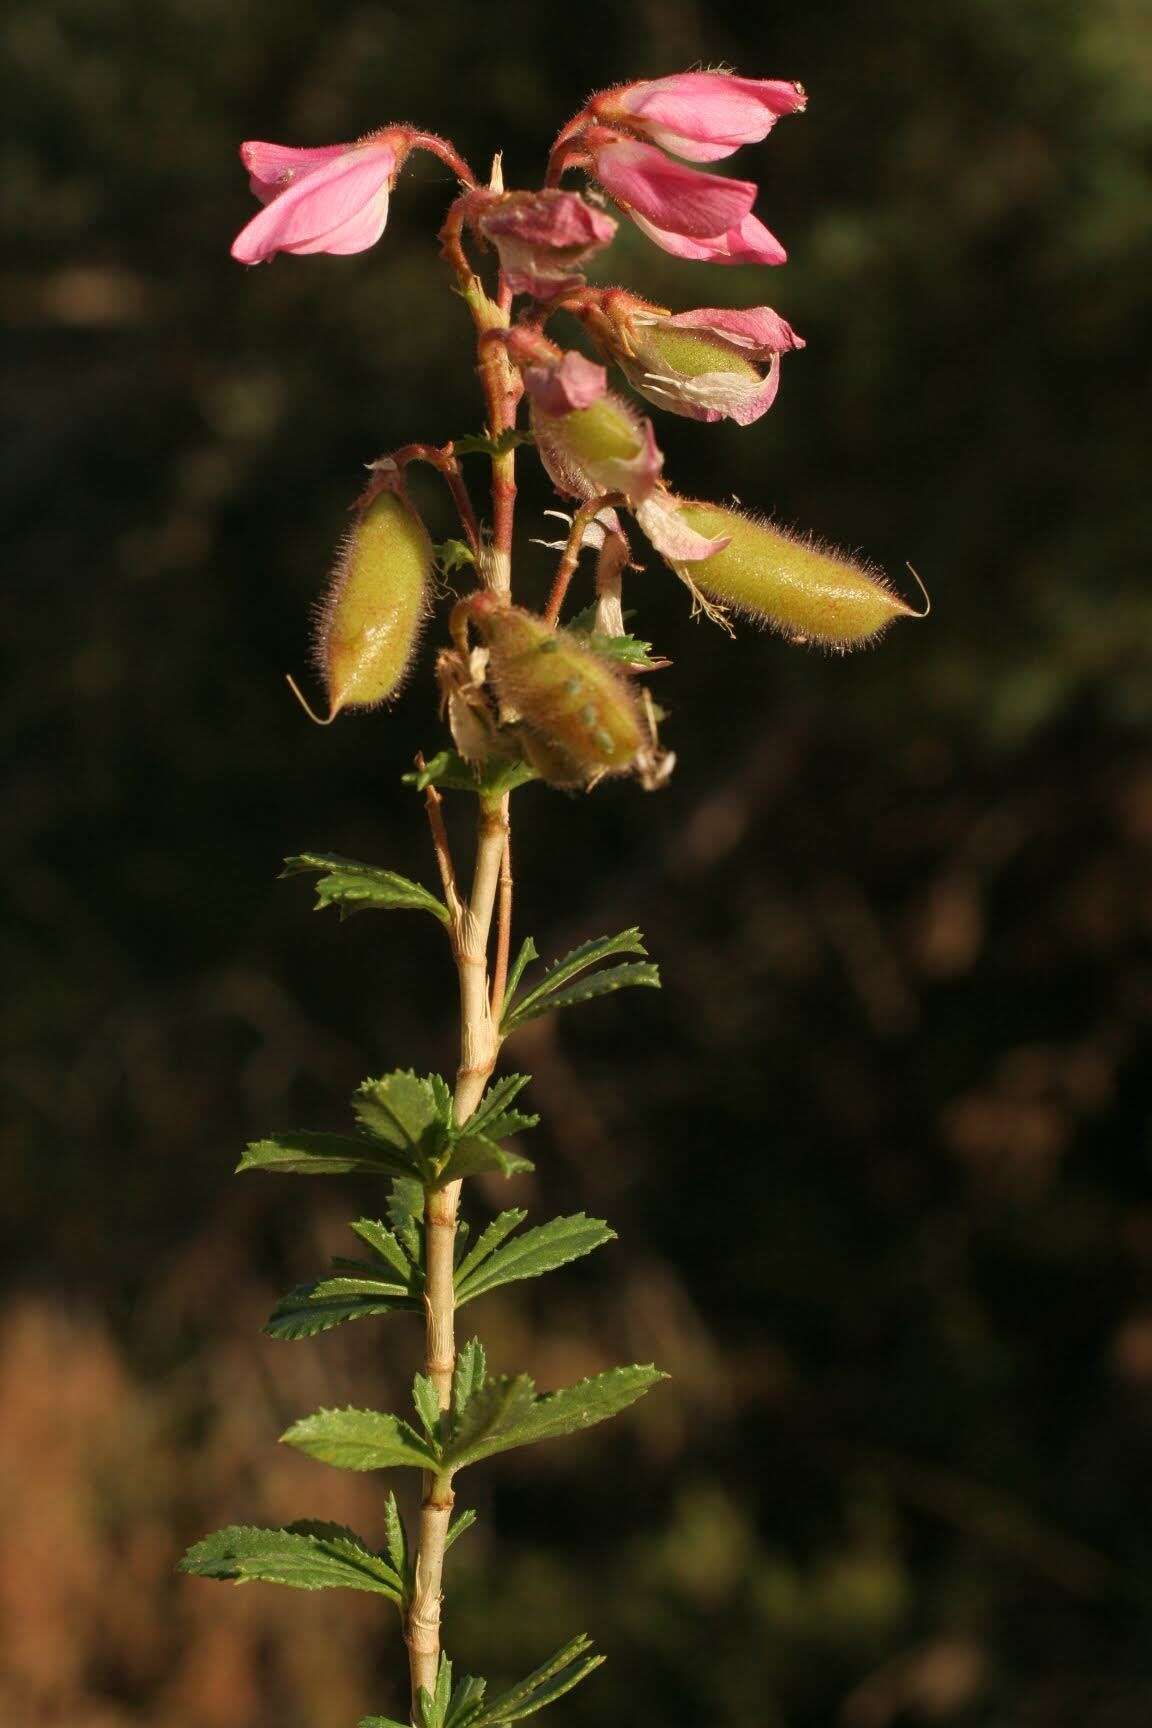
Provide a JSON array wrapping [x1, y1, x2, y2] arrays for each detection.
[[413, 1373, 443, 1441], [237, 1132, 418, 1180], [444, 1506, 477, 1554], [508, 962, 660, 1029], [265, 1279, 419, 1342], [384, 1492, 408, 1581], [435, 537, 477, 575], [501, 930, 655, 1032], [453, 428, 535, 457], [354, 1073, 452, 1177], [453, 1210, 527, 1287], [446, 1374, 538, 1468], [350, 1218, 417, 1280], [361, 1718, 409, 1728], [455, 1215, 615, 1306], [179, 1522, 403, 1600], [473, 1635, 604, 1726], [282, 1407, 439, 1472], [442, 1366, 666, 1473], [403, 751, 538, 797], [453, 1339, 487, 1415], [282, 853, 450, 926], [463, 1075, 539, 1144], [437, 1135, 534, 1183]]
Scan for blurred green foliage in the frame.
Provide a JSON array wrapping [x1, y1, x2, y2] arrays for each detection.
[[3, 1, 1152, 1725]]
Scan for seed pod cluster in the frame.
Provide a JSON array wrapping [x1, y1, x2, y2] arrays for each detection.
[[668, 502, 914, 650], [466, 596, 645, 786], [316, 487, 432, 718]]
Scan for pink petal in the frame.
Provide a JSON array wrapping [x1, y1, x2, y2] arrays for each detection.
[[693, 354, 783, 425], [629, 208, 787, 265], [592, 139, 756, 239], [666, 306, 804, 354], [523, 351, 608, 415], [636, 495, 731, 561], [618, 74, 807, 162], [240, 140, 348, 204], [231, 145, 396, 263]]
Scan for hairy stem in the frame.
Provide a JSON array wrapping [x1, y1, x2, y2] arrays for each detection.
[[406, 791, 509, 1705]]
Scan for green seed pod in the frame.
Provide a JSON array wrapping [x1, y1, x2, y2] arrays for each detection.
[[315, 487, 432, 718], [468, 597, 645, 785], [668, 502, 916, 650]]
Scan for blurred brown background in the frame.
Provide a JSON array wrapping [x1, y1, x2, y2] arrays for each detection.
[[4, 1, 1151, 1724]]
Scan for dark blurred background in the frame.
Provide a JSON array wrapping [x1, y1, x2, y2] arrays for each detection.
[[4, 1, 1151, 1724]]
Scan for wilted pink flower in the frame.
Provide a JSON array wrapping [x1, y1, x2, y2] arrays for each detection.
[[591, 71, 806, 162], [231, 130, 408, 264], [521, 350, 608, 416], [477, 189, 617, 298], [578, 290, 804, 425], [585, 132, 787, 266], [635, 491, 733, 562], [519, 350, 663, 506]]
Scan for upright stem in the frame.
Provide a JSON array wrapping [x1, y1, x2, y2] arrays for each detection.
[[406, 794, 509, 1707]]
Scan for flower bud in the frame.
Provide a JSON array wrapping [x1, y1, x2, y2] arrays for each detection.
[[465, 595, 645, 784], [660, 502, 916, 649], [476, 189, 617, 298], [316, 486, 432, 717]]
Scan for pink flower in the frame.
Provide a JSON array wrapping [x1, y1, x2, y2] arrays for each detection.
[[586, 133, 787, 266], [231, 131, 407, 264], [635, 491, 733, 562], [579, 291, 804, 425], [592, 71, 806, 163], [477, 189, 617, 298]]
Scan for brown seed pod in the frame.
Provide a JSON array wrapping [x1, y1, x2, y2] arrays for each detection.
[[464, 594, 646, 786], [313, 486, 432, 719], [668, 502, 919, 651]]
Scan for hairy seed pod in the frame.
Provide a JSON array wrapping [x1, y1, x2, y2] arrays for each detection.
[[668, 502, 915, 650], [316, 488, 432, 717], [468, 597, 645, 784]]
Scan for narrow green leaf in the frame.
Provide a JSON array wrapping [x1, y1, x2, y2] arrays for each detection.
[[453, 1338, 487, 1415], [282, 852, 450, 926], [179, 1523, 403, 1600], [413, 1373, 442, 1441], [444, 1506, 477, 1554], [437, 1135, 534, 1183], [473, 1635, 604, 1726], [501, 930, 658, 1032], [350, 1218, 418, 1281], [282, 1407, 439, 1472], [434, 1652, 453, 1723], [455, 1215, 615, 1306], [508, 961, 660, 1029], [453, 1210, 527, 1287], [462, 1075, 539, 1145], [417, 1684, 442, 1728], [442, 1366, 666, 1473], [264, 1279, 419, 1342], [501, 938, 538, 1010], [361, 1718, 409, 1728], [383, 1492, 408, 1581], [237, 1132, 418, 1180], [445, 1678, 488, 1728]]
